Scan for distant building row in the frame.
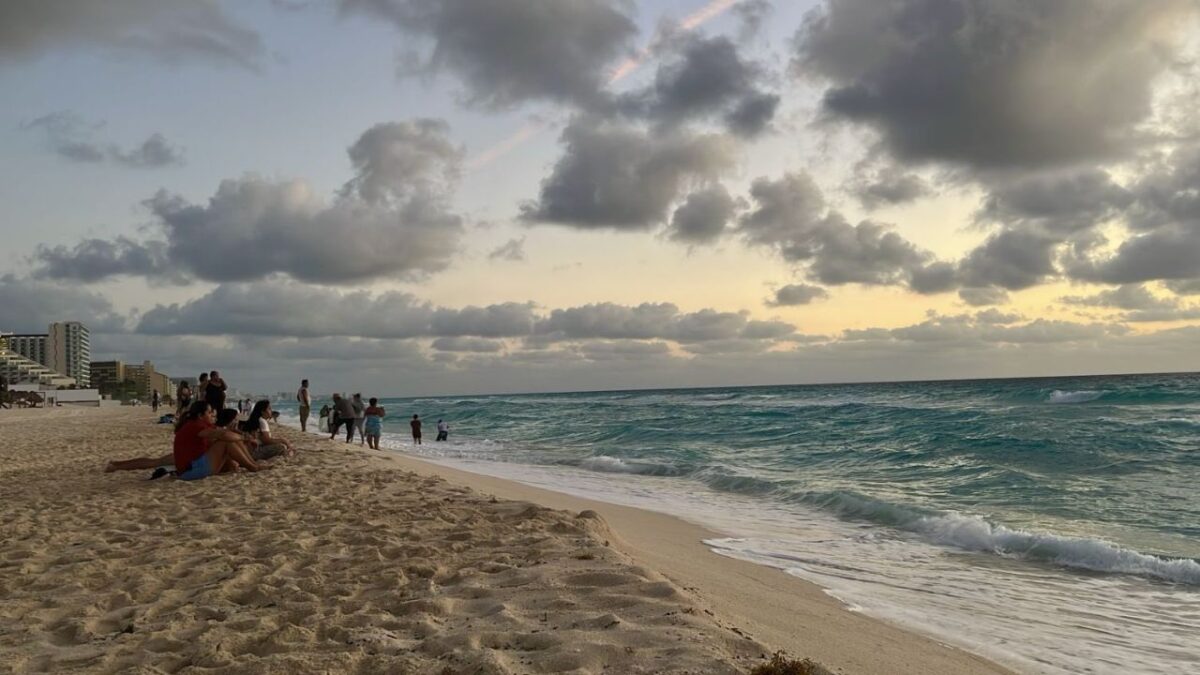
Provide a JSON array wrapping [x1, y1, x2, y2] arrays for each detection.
[[1, 322, 91, 387], [90, 360, 173, 401]]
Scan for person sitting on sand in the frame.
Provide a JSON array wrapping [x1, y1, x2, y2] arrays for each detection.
[[174, 400, 269, 480], [363, 398, 385, 450], [244, 400, 294, 458], [410, 414, 422, 445], [176, 380, 192, 417]]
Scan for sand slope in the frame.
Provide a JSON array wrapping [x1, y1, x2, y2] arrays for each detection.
[[0, 408, 777, 674]]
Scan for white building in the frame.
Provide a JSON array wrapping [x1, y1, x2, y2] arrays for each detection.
[[48, 322, 91, 387], [4, 322, 91, 387]]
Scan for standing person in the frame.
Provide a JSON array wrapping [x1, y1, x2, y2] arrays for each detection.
[[410, 414, 422, 445], [363, 398, 386, 450], [318, 403, 331, 433], [205, 370, 227, 412], [196, 372, 209, 403], [297, 379, 311, 432], [436, 419, 449, 442], [176, 380, 192, 417], [151, 389, 160, 413], [351, 393, 366, 446], [330, 393, 356, 443]]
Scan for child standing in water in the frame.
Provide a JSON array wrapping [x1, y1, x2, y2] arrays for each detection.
[[363, 398, 386, 450]]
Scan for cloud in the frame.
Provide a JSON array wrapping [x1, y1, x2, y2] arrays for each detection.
[[22, 112, 185, 168], [488, 238, 527, 262], [615, 33, 779, 136], [794, 0, 1196, 168], [0, 275, 127, 333], [137, 283, 536, 339], [849, 165, 931, 209], [668, 185, 739, 244], [976, 169, 1133, 235], [520, 120, 736, 230], [1061, 284, 1176, 311], [31, 120, 465, 285], [1067, 145, 1200, 284], [958, 287, 1010, 307], [339, 0, 637, 109], [766, 283, 829, 307], [0, 0, 264, 70], [533, 303, 796, 343], [31, 237, 175, 283], [737, 172, 940, 288], [1059, 283, 1200, 322], [957, 228, 1060, 291], [431, 337, 506, 353], [844, 312, 1123, 345], [732, 0, 773, 41]]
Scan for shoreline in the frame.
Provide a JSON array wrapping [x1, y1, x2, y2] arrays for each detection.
[[292, 422, 1014, 674], [1, 407, 1013, 674]]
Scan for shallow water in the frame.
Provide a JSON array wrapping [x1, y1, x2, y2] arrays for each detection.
[[278, 373, 1200, 673]]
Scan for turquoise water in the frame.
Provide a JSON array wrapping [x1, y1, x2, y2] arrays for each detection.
[[278, 373, 1200, 673]]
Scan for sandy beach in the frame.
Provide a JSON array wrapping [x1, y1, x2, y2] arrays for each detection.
[[0, 407, 1012, 674]]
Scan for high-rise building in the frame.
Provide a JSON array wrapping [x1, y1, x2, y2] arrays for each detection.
[[90, 360, 126, 392], [7, 334, 48, 366], [1, 334, 77, 387], [124, 360, 172, 400], [47, 322, 90, 387]]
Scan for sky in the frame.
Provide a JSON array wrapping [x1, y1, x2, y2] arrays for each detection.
[[2, 0, 1200, 396]]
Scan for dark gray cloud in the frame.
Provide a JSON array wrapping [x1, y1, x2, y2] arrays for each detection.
[[1061, 284, 1176, 312], [31, 120, 465, 285], [1166, 280, 1200, 295], [1059, 284, 1200, 322], [849, 166, 931, 209], [958, 228, 1059, 291], [738, 172, 939, 288], [1068, 145, 1200, 284], [958, 287, 1010, 307], [31, 237, 175, 283], [488, 238, 527, 262], [977, 169, 1133, 235], [0, 275, 127, 333], [520, 120, 735, 230], [767, 283, 830, 307], [22, 112, 185, 168], [795, 0, 1195, 168], [339, 0, 637, 109], [668, 185, 739, 244], [616, 34, 779, 136], [0, 0, 263, 70]]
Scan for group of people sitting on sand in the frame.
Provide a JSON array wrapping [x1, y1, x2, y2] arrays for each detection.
[[106, 398, 295, 481]]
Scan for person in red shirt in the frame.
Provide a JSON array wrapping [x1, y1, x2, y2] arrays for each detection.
[[173, 401, 269, 480]]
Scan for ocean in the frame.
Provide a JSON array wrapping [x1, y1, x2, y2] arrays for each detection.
[[276, 373, 1200, 674]]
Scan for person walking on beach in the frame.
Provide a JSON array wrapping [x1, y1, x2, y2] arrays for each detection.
[[297, 379, 311, 432], [330, 393, 356, 443], [151, 389, 160, 413], [436, 419, 449, 442], [363, 398, 386, 449], [351, 393, 366, 445], [410, 414, 422, 445], [205, 370, 227, 412]]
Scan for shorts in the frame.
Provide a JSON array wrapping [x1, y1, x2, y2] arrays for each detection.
[[298, 405, 311, 419], [178, 455, 212, 481], [253, 444, 286, 461]]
